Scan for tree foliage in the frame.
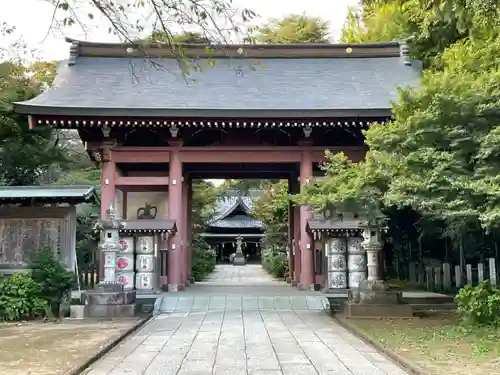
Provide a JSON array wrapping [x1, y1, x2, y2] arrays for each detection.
[[254, 14, 330, 44], [341, 0, 500, 67], [0, 61, 67, 185], [253, 180, 289, 250], [301, 1, 500, 273]]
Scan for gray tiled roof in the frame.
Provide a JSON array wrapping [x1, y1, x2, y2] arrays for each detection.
[[16, 54, 420, 117], [210, 214, 263, 229], [208, 196, 263, 229], [0, 185, 98, 204]]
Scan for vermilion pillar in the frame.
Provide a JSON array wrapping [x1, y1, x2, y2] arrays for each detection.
[[288, 176, 299, 284], [186, 180, 193, 283], [181, 175, 189, 285], [293, 205, 301, 285], [287, 198, 294, 283], [299, 150, 314, 289], [100, 159, 116, 219], [168, 149, 184, 292]]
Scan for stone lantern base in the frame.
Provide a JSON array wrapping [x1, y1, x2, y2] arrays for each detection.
[[344, 280, 413, 318], [80, 283, 137, 318], [233, 252, 246, 266]]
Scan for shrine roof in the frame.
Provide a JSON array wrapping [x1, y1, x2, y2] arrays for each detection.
[[207, 196, 263, 230], [120, 219, 177, 234], [307, 219, 363, 235], [0, 185, 99, 205], [15, 39, 421, 119]]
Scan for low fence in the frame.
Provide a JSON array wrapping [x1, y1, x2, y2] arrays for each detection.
[[408, 258, 499, 293]]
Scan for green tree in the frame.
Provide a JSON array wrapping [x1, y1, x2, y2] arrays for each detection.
[[341, 0, 500, 67], [254, 14, 330, 44], [0, 62, 67, 185], [253, 180, 289, 250], [147, 31, 211, 44]]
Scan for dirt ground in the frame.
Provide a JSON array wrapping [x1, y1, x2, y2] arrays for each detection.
[[0, 319, 140, 375], [348, 314, 500, 375]]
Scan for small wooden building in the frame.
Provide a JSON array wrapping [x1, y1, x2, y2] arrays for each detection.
[[203, 195, 264, 263], [0, 185, 99, 275]]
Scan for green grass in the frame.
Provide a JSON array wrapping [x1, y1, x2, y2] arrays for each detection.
[[349, 314, 500, 375]]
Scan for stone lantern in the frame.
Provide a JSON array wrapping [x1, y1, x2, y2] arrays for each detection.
[[96, 205, 123, 284], [79, 205, 137, 318], [344, 220, 413, 318]]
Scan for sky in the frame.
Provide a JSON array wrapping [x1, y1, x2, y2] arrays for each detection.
[[1, 0, 360, 61]]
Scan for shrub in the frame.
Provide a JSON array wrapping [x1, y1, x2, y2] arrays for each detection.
[[0, 273, 47, 321], [191, 237, 216, 281], [29, 247, 76, 316], [262, 246, 289, 279], [455, 280, 500, 326]]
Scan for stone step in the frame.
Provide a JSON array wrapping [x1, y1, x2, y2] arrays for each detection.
[[410, 303, 456, 311], [154, 295, 330, 314]]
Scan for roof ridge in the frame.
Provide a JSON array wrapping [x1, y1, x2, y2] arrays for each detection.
[[64, 37, 407, 60]]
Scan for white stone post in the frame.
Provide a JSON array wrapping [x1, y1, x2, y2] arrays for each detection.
[[489, 258, 497, 286], [455, 265, 462, 288], [425, 266, 433, 290], [434, 267, 441, 291], [478, 263, 485, 282], [466, 264, 473, 285], [442, 263, 452, 291]]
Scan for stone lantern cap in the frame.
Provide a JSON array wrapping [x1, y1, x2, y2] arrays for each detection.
[[94, 205, 124, 231]]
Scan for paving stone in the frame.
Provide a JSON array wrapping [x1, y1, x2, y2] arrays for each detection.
[[209, 296, 227, 310], [191, 296, 210, 311], [176, 296, 194, 311], [85, 265, 409, 375]]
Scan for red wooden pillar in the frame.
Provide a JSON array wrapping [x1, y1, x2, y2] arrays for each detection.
[[299, 150, 314, 290], [181, 175, 189, 285], [287, 198, 294, 283], [168, 149, 184, 291], [287, 176, 299, 284], [293, 204, 301, 285], [186, 179, 193, 284]]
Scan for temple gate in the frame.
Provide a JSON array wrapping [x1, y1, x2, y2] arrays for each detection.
[[15, 39, 420, 292]]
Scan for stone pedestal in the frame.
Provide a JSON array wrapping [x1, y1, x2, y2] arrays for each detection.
[[344, 280, 413, 318], [82, 283, 136, 318], [233, 252, 246, 266], [344, 226, 413, 318]]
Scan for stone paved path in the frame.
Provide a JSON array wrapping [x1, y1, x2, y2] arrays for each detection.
[[84, 265, 409, 375]]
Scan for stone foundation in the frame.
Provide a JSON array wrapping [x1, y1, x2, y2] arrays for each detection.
[[344, 302, 413, 318], [167, 282, 186, 292], [233, 253, 246, 266], [344, 281, 413, 318], [81, 283, 137, 318], [297, 283, 315, 291]]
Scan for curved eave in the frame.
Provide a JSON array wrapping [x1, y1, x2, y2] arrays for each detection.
[[14, 104, 393, 119], [208, 198, 253, 226]]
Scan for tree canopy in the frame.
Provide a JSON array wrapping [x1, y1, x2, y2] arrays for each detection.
[[297, 0, 500, 269], [254, 14, 330, 44]]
